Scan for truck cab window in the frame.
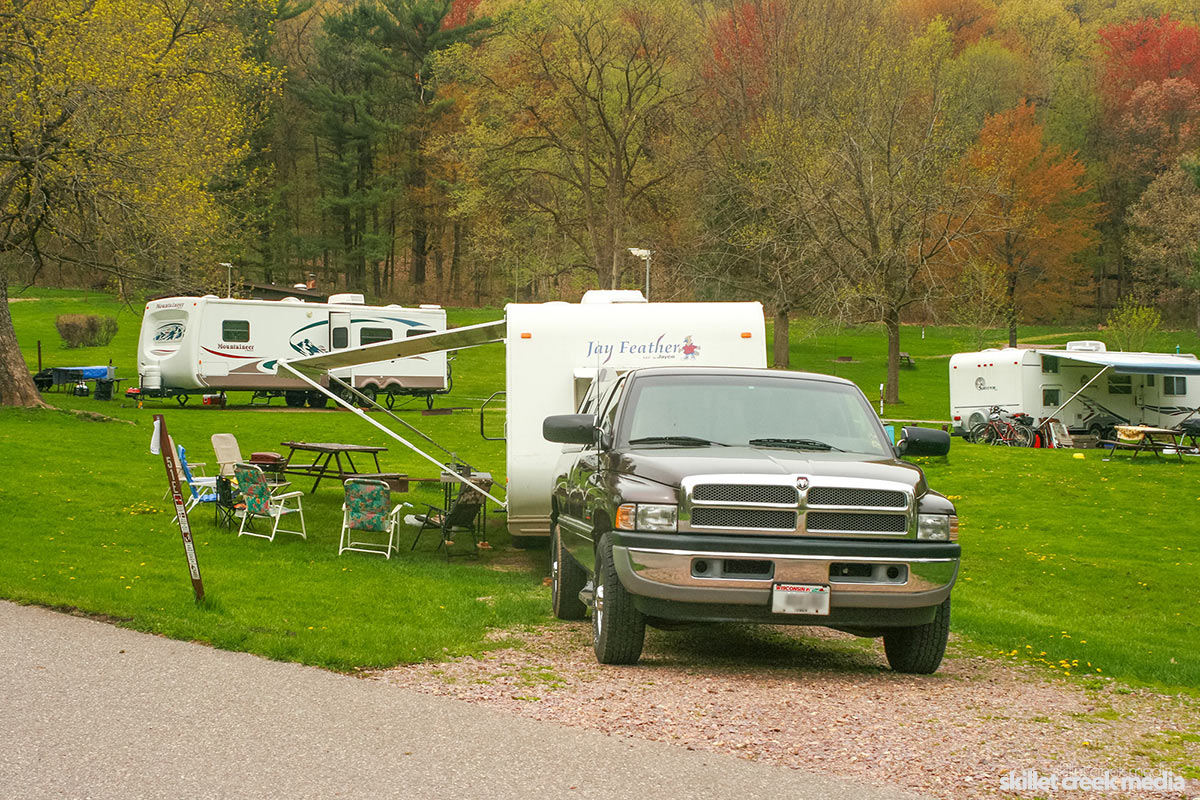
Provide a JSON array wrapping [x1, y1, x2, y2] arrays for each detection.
[[222, 320, 250, 343], [360, 327, 392, 346]]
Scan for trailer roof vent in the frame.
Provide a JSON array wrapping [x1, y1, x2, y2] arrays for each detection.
[[1066, 340, 1107, 353], [581, 290, 647, 304], [279, 297, 303, 303], [328, 292, 366, 305], [419, 304, 442, 310]]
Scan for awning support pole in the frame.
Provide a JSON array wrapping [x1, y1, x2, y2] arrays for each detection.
[[279, 362, 506, 507], [1044, 365, 1111, 426], [326, 374, 458, 463]]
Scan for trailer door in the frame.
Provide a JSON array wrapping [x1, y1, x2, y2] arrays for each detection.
[[329, 312, 351, 351]]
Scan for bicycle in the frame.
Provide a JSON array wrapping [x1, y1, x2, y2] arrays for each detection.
[[969, 406, 1034, 447]]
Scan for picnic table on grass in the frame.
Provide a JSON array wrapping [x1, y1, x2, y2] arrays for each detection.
[[1104, 426, 1196, 461], [279, 441, 404, 493]]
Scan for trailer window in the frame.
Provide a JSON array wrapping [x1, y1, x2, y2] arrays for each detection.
[[332, 326, 349, 349], [1043, 388, 1061, 407], [1146, 374, 1155, 387], [360, 327, 392, 346], [1164, 376, 1187, 396], [222, 320, 250, 343], [1041, 355, 1059, 374], [1108, 374, 1132, 395], [406, 328, 435, 338]]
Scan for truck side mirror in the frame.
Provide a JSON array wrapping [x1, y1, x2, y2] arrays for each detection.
[[896, 426, 950, 457], [543, 414, 600, 445]]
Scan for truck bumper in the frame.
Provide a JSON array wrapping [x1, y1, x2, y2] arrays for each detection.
[[610, 531, 958, 625]]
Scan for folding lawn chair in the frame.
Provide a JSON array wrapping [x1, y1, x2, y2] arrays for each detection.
[[340, 479, 411, 559], [234, 463, 306, 542], [409, 475, 493, 557]]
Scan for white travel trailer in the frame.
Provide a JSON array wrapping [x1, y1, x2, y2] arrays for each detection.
[[138, 293, 449, 407], [282, 291, 767, 541], [948, 341, 1200, 437]]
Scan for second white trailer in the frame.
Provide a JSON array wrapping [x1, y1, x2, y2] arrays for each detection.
[[949, 341, 1200, 436]]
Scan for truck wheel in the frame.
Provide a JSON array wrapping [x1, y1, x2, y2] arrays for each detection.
[[550, 523, 587, 620], [882, 597, 950, 674], [592, 533, 645, 665]]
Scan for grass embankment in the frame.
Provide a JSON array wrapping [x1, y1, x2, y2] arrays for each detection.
[[3, 288, 1199, 692]]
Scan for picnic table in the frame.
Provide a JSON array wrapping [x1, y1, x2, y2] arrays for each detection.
[[1104, 426, 1195, 461], [279, 441, 402, 493]]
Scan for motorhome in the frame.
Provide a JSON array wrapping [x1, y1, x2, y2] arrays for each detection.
[[138, 294, 449, 407], [948, 341, 1200, 437], [283, 290, 767, 542]]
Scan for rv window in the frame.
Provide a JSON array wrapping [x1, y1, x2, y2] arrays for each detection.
[[1041, 355, 1059, 374], [1164, 376, 1187, 396], [360, 327, 392, 346], [1107, 374, 1132, 395], [222, 320, 250, 343], [406, 328, 434, 338], [1146, 374, 1155, 387], [332, 327, 349, 349], [1043, 388, 1061, 407]]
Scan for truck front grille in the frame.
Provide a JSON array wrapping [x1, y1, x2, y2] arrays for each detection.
[[806, 512, 908, 534], [807, 487, 906, 508], [693, 484, 797, 504], [691, 508, 797, 531]]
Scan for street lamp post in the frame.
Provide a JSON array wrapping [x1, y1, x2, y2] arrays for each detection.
[[219, 262, 233, 298], [628, 247, 652, 300]]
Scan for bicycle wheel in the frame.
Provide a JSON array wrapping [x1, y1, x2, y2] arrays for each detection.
[[968, 422, 989, 444], [1011, 424, 1034, 448]]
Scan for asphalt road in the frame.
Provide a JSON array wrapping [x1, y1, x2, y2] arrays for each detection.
[[0, 601, 928, 800]]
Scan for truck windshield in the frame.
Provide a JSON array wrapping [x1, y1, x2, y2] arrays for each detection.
[[619, 374, 893, 457]]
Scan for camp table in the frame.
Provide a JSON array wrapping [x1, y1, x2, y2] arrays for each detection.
[[279, 441, 391, 493], [1107, 426, 1190, 461]]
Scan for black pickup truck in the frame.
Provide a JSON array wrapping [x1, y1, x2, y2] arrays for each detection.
[[543, 366, 958, 673]]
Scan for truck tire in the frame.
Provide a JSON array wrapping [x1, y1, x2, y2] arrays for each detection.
[[550, 523, 587, 620], [592, 533, 645, 665], [882, 597, 950, 674]]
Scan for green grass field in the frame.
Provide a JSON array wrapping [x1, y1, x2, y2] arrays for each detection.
[[3, 288, 1199, 691]]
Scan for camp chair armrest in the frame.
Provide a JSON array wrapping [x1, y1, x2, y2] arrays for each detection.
[[273, 490, 305, 501], [388, 502, 412, 520]]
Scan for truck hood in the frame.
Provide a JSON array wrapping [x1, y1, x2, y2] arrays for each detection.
[[614, 446, 928, 495]]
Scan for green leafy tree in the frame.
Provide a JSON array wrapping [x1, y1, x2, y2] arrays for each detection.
[[0, 0, 277, 406]]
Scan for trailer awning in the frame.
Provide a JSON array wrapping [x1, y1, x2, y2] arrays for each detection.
[[285, 319, 507, 377], [1035, 350, 1200, 376]]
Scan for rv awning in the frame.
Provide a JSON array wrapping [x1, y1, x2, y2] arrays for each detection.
[[1035, 350, 1200, 376], [285, 319, 507, 377]]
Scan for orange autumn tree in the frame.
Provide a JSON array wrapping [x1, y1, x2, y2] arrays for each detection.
[[963, 101, 1099, 345]]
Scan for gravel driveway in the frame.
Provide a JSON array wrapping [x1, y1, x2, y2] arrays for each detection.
[[373, 624, 1200, 800]]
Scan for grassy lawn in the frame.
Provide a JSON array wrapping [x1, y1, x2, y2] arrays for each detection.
[[3, 288, 1199, 692]]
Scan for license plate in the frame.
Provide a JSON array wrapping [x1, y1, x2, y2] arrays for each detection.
[[771, 583, 830, 616]]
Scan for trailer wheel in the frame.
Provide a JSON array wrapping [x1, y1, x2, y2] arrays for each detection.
[[592, 533, 645, 665], [550, 523, 587, 620], [306, 392, 328, 409], [361, 385, 378, 404], [882, 597, 950, 674], [284, 391, 307, 408]]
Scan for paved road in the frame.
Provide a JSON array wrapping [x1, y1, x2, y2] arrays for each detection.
[[0, 602, 927, 800]]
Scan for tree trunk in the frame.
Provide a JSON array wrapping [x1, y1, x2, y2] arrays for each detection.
[[1006, 269, 1019, 347], [0, 280, 49, 408], [772, 307, 790, 369], [884, 306, 901, 405], [410, 148, 428, 285]]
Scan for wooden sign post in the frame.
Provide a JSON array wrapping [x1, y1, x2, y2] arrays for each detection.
[[155, 414, 205, 602]]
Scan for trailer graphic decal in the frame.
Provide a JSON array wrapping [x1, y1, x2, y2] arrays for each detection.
[[288, 317, 431, 357], [153, 322, 185, 342]]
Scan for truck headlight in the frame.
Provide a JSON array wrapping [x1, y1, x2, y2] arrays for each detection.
[[616, 503, 677, 532], [917, 514, 952, 541]]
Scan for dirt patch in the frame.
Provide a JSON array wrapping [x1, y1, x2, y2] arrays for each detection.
[[373, 624, 1199, 799]]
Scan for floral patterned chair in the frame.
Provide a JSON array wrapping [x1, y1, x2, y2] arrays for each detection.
[[340, 479, 409, 558], [234, 463, 306, 542]]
